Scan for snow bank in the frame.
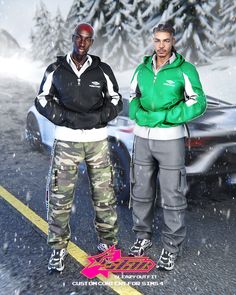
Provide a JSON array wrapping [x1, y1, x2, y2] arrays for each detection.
[[198, 56, 236, 104], [0, 54, 44, 85], [116, 69, 133, 94]]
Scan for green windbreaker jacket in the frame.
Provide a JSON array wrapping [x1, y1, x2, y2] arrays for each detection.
[[129, 53, 207, 128]]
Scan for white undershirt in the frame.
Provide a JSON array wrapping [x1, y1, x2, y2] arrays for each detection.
[[54, 53, 107, 143]]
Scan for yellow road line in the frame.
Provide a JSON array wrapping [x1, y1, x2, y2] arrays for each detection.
[[0, 185, 143, 295]]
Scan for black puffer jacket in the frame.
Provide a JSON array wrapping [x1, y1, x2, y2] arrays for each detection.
[[35, 54, 122, 129]]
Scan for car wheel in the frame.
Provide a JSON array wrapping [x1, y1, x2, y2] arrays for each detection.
[[26, 112, 43, 151], [108, 138, 130, 204]]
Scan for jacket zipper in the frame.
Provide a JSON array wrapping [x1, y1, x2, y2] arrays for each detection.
[[153, 74, 157, 83]]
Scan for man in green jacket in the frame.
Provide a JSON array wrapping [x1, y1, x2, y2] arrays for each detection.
[[128, 23, 206, 271]]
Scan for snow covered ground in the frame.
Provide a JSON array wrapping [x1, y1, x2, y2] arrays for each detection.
[[0, 55, 44, 86], [0, 264, 26, 295], [0, 54, 236, 104], [198, 56, 236, 104]]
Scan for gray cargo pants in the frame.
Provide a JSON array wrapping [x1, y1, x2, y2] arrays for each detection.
[[130, 136, 188, 254]]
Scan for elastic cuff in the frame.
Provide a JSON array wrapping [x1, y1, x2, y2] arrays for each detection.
[[136, 232, 152, 240], [99, 238, 118, 246]]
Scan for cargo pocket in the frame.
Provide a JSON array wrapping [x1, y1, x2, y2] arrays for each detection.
[[110, 164, 114, 188], [129, 136, 137, 209], [160, 167, 188, 210], [50, 165, 77, 197], [129, 161, 135, 209], [177, 168, 188, 195], [51, 168, 59, 193], [45, 140, 57, 217]]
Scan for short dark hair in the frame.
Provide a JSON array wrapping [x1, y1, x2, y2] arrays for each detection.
[[153, 23, 175, 35]]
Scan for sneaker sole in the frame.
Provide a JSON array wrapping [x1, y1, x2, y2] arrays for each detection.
[[156, 264, 174, 271], [48, 265, 65, 272], [48, 252, 67, 272], [128, 242, 152, 257]]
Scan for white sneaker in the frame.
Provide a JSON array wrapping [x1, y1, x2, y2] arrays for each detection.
[[157, 248, 177, 271], [97, 242, 115, 253], [48, 248, 67, 272], [128, 238, 152, 256]]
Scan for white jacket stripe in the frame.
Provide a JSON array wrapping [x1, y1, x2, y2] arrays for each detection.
[[37, 71, 54, 107], [100, 69, 120, 106], [183, 73, 198, 107], [130, 71, 139, 102]]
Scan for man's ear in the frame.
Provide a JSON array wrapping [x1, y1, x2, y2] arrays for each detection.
[[172, 37, 176, 45]]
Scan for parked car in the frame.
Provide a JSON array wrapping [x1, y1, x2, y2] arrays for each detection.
[[184, 96, 236, 196], [26, 96, 236, 202]]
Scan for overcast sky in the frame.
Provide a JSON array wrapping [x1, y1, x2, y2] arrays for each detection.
[[0, 0, 73, 49]]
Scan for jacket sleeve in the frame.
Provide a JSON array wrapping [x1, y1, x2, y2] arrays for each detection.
[[135, 107, 166, 127], [129, 65, 142, 120], [164, 63, 207, 124], [99, 63, 123, 124], [35, 67, 102, 129]]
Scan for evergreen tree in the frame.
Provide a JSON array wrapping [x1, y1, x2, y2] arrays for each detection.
[[30, 1, 53, 63], [218, 0, 236, 54], [141, 0, 174, 55], [142, 0, 173, 32], [127, 0, 147, 60], [101, 0, 141, 71], [82, 0, 108, 55], [66, 0, 87, 35], [82, 0, 106, 33], [173, 0, 218, 64], [30, 5, 40, 59], [49, 8, 69, 59], [29, 28, 36, 52]]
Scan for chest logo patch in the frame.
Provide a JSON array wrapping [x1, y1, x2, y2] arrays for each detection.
[[89, 81, 101, 88], [163, 80, 175, 87]]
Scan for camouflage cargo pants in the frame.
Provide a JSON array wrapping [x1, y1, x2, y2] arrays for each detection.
[[46, 139, 118, 249]]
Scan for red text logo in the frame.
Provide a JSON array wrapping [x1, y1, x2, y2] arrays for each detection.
[[81, 246, 156, 279]]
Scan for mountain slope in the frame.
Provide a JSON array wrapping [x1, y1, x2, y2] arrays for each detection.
[[0, 28, 21, 57]]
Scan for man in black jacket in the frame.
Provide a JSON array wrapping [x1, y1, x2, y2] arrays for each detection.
[[35, 23, 122, 272]]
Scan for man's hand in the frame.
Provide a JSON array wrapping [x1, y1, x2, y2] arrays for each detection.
[[135, 108, 166, 127], [129, 98, 141, 120]]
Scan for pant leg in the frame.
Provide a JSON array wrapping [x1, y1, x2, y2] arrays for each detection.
[[85, 139, 118, 245], [47, 140, 83, 249], [150, 138, 188, 254], [162, 209, 186, 255], [131, 136, 158, 240]]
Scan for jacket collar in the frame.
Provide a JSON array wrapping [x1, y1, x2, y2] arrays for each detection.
[[143, 52, 185, 71], [152, 52, 176, 71], [67, 53, 92, 77], [56, 54, 101, 73]]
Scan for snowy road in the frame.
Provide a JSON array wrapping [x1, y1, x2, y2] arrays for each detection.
[[0, 76, 236, 295]]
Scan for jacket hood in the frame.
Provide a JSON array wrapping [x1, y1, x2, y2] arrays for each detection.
[[143, 52, 185, 71]]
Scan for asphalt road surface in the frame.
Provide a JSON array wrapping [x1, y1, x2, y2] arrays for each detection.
[[0, 77, 235, 295]]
